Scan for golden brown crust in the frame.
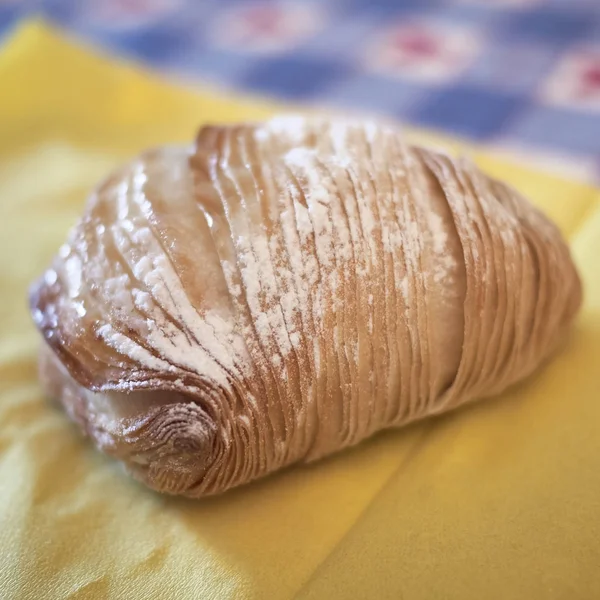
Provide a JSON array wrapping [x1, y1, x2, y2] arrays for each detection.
[[30, 116, 582, 497]]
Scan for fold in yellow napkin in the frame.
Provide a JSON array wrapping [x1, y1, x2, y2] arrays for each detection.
[[1, 21, 599, 600]]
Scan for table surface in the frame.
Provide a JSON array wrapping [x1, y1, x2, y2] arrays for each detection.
[[1, 0, 599, 183]]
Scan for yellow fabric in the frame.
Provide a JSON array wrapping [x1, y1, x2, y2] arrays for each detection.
[[1, 21, 600, 600]]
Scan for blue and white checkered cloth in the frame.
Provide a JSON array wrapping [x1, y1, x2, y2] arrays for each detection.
[[2, 0, 599, 182]]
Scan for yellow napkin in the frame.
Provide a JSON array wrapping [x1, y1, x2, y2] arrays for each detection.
[[1, 21, 600, 600]]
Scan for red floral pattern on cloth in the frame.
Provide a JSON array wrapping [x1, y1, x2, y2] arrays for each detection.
[[364, 22, 481, 82], [211, 2, 323, 54], [541, 48, 600, 112]]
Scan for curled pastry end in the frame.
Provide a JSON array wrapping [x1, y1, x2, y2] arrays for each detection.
[[123, 402, 219, 496], [39, 346, 220, 496]]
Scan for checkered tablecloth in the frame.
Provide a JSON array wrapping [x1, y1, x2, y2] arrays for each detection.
[[1, 0, 599, 182]]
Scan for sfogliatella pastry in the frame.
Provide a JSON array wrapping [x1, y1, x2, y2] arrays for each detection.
[[30, 116, 582, 497]]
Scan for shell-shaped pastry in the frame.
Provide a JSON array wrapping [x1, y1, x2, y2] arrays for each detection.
[[30, 117, 582, 497]]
